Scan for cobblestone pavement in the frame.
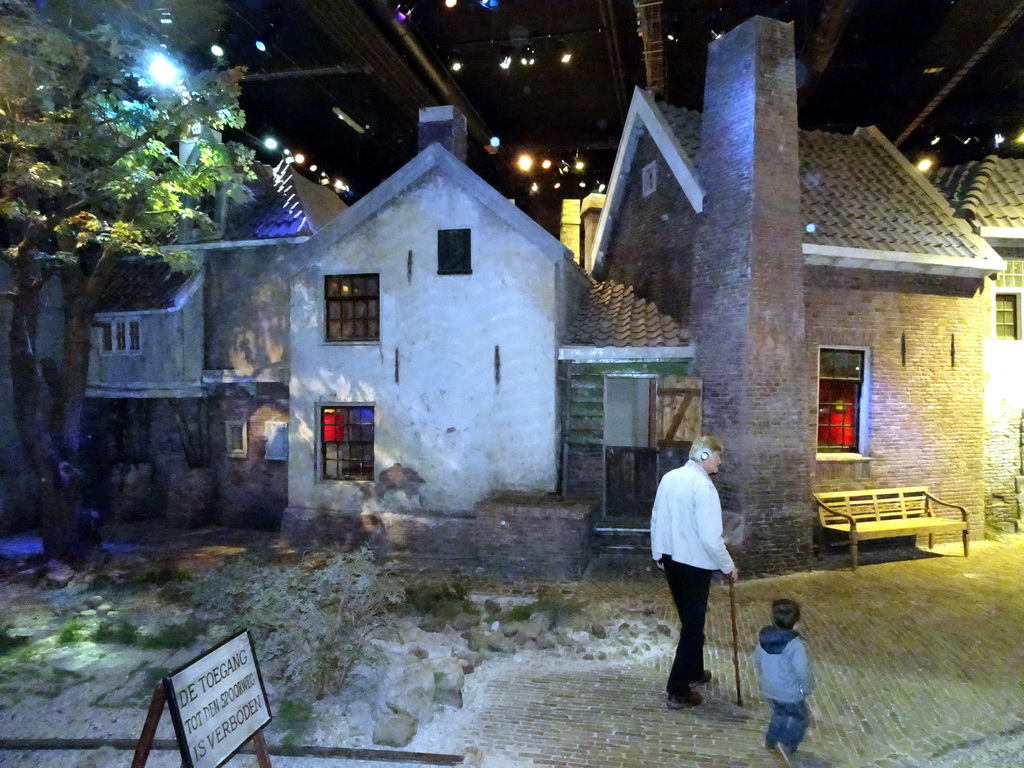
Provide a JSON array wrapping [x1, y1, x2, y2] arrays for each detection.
[[450, 537, 1024, 768]]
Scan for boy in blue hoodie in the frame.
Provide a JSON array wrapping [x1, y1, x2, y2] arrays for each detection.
[[752, 599, 814, 766]]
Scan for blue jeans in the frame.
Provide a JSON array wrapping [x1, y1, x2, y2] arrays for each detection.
[[766, 699, 809, 753]]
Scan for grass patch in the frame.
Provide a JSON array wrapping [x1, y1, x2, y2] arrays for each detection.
[[0, 624, 31, 656], [498, 595, 580, 625], [137, 561, 193, 586], [401, 583, 477, 619], [57, 618, 91, 644], [94, 617, 140, 645], [139, 618, 204, 649], [270, 699, 314, 748]]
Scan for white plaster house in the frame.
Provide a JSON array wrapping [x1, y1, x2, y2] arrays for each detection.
[[283, 126, 586, 548]]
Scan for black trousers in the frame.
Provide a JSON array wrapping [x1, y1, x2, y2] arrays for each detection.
[[662, 556, 714, 696]]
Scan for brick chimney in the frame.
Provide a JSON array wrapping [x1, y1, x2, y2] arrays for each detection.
[[690, 16, 813, 573], [418, 105, 468, 163]]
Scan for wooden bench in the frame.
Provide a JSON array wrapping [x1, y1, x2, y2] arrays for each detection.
[[813, 487, 969, 570]]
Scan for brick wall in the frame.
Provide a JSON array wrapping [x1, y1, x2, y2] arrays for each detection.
[[598, 130, 701, 325], [691, 17, 813, 575], [806, 267, 989, 540], [475, 494, 596, 578], [208, 382, 288, 530]]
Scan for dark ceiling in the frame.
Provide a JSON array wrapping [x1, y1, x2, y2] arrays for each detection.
[[47, 1, 1024, 226]]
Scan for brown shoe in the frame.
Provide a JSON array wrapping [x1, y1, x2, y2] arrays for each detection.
[[773, 743, 793, 766], [694, 670, 712, 685], [666, 688, 703, 708]]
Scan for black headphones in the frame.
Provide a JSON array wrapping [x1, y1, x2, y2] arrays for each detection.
[[699, 450, 710, 461]]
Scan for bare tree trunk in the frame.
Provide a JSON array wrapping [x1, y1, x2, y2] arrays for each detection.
[[8, 265, 81, 562]]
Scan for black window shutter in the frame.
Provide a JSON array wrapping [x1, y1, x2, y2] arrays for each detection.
[[438, 228, 472, 275]]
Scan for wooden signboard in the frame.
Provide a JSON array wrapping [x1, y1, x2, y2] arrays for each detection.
[[132, 630, 273, 768]]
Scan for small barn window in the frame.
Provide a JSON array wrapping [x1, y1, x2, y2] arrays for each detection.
[[642, 161, 657, 197], [325, 274, 380, 342], [225, 420, 248, 458], [817, 348, 867, 454], [98, 317, 141, 354], [438, 228, 472, 275], [264, 421, 288, 461], [995, 293, 1021, 340]]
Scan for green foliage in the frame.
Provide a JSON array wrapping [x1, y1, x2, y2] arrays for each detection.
[[271, 699, 314, 748], [0, 624, 31, 656], [401, 582, 477, 619], [191, 548, 405, 698], [57, 618, 90, 644], [499, 595, 580, 626], [137, 561, 193, 586], [139, 618, 204, 649], [93, 617, 140, 645]]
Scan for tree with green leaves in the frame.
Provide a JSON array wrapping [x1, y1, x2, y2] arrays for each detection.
[[0, 0, 253, 562]]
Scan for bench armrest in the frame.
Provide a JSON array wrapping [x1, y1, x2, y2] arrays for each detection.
[[814, 498, 858, 530], [924, 493, 969, 522]]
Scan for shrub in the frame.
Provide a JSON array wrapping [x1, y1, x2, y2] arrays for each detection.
[[139, 618, 205, 649], [137, 562, 193, 586], [57, 618, 90, 644], [93, 617, 140, 645], [271, 699, 314, 748], [401, 582, 476, 619], [0, 623, 30, 656], [191, 547, 404, 698]]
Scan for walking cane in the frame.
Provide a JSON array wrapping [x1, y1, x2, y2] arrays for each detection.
[[729, 578, 743, 707]]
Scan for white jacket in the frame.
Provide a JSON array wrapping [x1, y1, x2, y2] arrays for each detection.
[[650, 460, 735, 573]]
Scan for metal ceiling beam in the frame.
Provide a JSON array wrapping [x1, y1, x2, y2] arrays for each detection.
[[360, 0, 493, 147], [600, 0, 629, 121], [797, 0, 856, 106], [892, 0, 1024, 146]]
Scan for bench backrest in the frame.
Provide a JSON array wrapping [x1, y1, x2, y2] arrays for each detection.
[[814, 487, 930, 526]]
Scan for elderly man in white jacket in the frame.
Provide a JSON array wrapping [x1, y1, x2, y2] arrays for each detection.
[[650, 435, 739, 708]]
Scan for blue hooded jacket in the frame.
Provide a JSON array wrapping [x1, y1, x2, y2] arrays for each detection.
[[752, 626, 814, 704]]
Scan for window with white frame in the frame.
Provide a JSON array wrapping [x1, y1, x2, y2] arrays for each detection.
[[225, 420, 247, 458], [817, 348, 868, 454], [642, 161, 657, 197], [994, 258, 1023, 340], [264, 420, 288, 461], [98, 317, 141, 354]]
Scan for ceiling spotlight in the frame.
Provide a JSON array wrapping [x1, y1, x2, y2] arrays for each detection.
[[293, 153, 306, 164], [1015, 131, 1024, 144], [578, 181, 586, 187], [334, 179, 345, 190], [558, 161, 569, 175], [930, 136, 940, 145], [598, 183, 606, 193], [395, 2, 414, 21], [478, 0, 499, 7], [916, 158, 933, 172], [667, 34, 675, 41], [263, 137, 279, 150], [147, 52, 181, 87], [558, 41, 572, 64], [445, 0, 458, 6], [554, 182, 561, 189], [530, 182, 539, 193], [541, 159, 552, 169], [521, 45, 535, 66], [309, 164, 318, 172], [517, 154, 533, 172], [211, 44, 224, 57], [489, 136, 501, 148], [450, 57, 463, 72], [574, 158, 585, 171], [254, 39, 267, 52], [499, 46, 512, 70], [995, 133, 1005, 147]]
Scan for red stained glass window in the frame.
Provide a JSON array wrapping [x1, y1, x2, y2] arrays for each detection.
[[817, 349, 864, 453], [321, 406, 374, 480]]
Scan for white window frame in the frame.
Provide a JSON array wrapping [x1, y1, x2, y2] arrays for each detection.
[[98, 316, 142, 355], [993, 290, 1023, 341], [816, 345, 871, 460], [641, 161, 657, 197], [264, 420, 288, 461], [225, 420, 248, 458]]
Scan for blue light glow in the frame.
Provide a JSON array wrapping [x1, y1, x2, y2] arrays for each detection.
[[147, 53, 181, 87]]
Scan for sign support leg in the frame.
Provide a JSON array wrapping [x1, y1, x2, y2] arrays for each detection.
[[131, 685, 167, 768]]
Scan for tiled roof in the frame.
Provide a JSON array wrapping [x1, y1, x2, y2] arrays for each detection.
[[567, 280, 689, 347], [656, 103, 984, 260], [798, 129, 982, 259], [222, 161, 345, 241], [94, 259, 195, 313], [659, 103, 702, 158], [931, 156, 1024, 230]]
